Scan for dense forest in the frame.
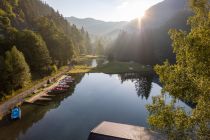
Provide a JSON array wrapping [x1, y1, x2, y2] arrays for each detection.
[[108, 0, 191, 65], [0, 0, 92, 96]]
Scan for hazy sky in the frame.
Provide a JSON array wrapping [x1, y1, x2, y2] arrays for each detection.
[[43, 0, 163, 21]]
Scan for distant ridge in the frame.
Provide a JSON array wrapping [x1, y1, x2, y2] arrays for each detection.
[[66, 16, 128, 38], [142, 0, 188, 29]]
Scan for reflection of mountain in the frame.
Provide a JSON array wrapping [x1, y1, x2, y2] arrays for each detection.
[[118, 73, 153, 100], [0, 74, 85, 140]]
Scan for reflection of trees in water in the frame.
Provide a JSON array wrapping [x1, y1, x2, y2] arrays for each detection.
[[0, 74, 85, 140], [119, 73, 153, 100]]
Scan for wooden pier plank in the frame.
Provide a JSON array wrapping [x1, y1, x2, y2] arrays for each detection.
[[89, 121, 165, 140]]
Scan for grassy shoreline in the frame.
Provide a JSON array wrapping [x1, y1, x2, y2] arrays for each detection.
[[0, 55, 98, 103], [0, 56, 154, 119], [92, 61, 153, 74], [0, 66, 68, 103], [1, 57, 153, 102], [68, 61, 153, 74]]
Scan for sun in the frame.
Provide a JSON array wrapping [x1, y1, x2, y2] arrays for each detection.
[[138, 11, 145, 20], [137, 11, 145, 29], [115, 1, 148, 21]]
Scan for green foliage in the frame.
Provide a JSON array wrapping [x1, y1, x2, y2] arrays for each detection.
[[95, 40, 105, 55], [92, 61, 151, 74], [108, 30, 157, 64], [51, 64, 58, 73], [0, 0, 91, 97], [9, 0, 19, 6], [147, 0, 210, 139], [0, 27, 18, 55], [15, 30, 52, 74], [147, 96, 193, 139], [0, 16, 11, 26], [2, 46, 31, 94], [85, 32, 92, 54], [0, 8, 6, 16], [35, 16, 73, 66]]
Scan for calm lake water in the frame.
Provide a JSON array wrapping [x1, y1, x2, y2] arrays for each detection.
[[0, 62, 191, 140]]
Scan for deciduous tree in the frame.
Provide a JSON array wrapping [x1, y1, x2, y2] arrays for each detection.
[[147, 0, 210, 139]]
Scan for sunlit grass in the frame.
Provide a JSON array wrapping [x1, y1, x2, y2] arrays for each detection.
[[73, 55, 104, 64], [92, 61, 152, 74], [69, 65, 92, 74], [69, 60, 153, 74]]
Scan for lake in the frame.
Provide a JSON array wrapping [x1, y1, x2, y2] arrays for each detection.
[[0, 71, 191, 140]]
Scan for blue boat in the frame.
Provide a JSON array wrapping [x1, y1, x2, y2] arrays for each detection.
[[11, 107, 21, 120]]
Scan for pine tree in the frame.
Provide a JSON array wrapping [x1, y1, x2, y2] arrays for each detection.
[[16, 30, 52, 74], [85, 32, 92, 54], [3, 46, 31, 93], [147, 0, 210, 139], [96, 40, 104, 55]]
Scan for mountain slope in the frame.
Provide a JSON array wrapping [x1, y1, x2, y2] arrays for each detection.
[[66, 17, 128, 38], [142, 0, 188, 29], [109, 0, 191, 64], [0, 0, 91, 95]]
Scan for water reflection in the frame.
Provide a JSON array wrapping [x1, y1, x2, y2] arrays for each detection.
[[0, 74, 85, 140], [118, 73, 152, 100], [0, 72, 190, 140]]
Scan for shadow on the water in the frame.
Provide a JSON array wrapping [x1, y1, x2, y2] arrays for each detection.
[[118, 73, 195, 108], [118, 73, 153, 100], [0, 70, 193, 140]]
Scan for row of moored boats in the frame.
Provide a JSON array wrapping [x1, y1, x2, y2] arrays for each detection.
[[11, 75, 74, 120], [49, 75, 74, 94]]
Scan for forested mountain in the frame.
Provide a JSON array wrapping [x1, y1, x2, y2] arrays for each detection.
[[66, 17, 128, 38], [109, 0, 191, 65], [142, 0, 188, 29], [0, 0, 91, 96]]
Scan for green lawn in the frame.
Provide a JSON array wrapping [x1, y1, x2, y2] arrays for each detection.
[[73, 55, 103, 64], [68, 61, 153, 74], [91, 61, 153, 74], [68, 65, 92, 74]]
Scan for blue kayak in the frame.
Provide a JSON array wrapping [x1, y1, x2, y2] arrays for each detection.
[[11, 107, 21, 120]]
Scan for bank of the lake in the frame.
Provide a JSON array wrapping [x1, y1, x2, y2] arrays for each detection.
[[0, 72, 191, 140], [0, 58, 152, 120], [0, 66, 71, 119], [69, 61, 153, 74], [0, 59, 191, 140], [92, 61, 153, 74]]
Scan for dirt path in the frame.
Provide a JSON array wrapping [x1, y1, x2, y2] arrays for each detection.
[[0, 67, 71, 118]]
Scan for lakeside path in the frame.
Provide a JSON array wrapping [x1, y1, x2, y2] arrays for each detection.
[[0, 67, 71, 118], [25, 75, 67, 103]]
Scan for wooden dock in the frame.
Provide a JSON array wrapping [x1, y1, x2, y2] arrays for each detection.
[[25, 75, 68, 104], [0, 67, 71, 118], [88, 121, 165, 140]]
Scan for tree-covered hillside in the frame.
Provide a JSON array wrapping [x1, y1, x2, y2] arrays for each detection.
[[67, 16, 128, 39], [0, 0, 92, 96], [108, 0, 191, 65]]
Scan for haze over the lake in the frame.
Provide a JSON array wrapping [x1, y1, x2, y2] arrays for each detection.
[[43, 0, 164, 21]]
